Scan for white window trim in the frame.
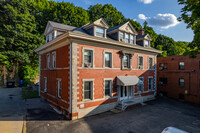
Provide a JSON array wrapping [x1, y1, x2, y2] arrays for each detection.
[[148, 76, 154, 91], [57, 78, 62, 98], [148, 57, 154, 70], [82, 47, 95, 68], [138, 55, 144, 70], [44, 77, 47, 93], [47, 53, 50, 69], [94, 26, 106, 38], [103, 50, 113, 68], [103, 78, 113, 98], [82, 79, 95, 101], [137, 77, 144, 93], [52, 51, 56, 69]]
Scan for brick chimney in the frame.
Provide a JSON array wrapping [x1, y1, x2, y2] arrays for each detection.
[[138, 26, 145, 36]]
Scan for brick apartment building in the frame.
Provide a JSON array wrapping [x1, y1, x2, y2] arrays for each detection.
[[35, 18, 162, 120], [157, 55, 200, 104]]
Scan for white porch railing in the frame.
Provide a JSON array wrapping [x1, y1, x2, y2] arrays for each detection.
[[121, 92, 144, 111]]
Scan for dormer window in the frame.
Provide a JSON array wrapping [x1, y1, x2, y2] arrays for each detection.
[[46, 36, 49, 43], [125, 33, 130, 43], [130, 35, 134, 44], [96, 27, 105, 37], [120, 32, 124, 40], [144, 40, 150, 47]]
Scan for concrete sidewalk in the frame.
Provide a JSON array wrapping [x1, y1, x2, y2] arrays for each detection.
[[0, 87, 26, 133]]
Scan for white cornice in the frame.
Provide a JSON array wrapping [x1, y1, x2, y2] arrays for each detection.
[[35, 31, 162, 54]]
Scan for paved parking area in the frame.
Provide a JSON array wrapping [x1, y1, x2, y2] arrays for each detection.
[[26, 97, 200, 133]]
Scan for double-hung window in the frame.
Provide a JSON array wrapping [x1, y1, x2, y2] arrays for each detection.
[[44, 77, 47, 92], [105, 52, 112, 68], [179, 62, 184, 70], [123, 54, 131, 69], [52, 32, 54, 40], [144, 40, 149, 47], [46, 36, 49, 43], [138, 56, 143, 69], [57, 79, 62, 98], [130, 35, 134, 44], [179, 78, 184, 87], [105, 80, 112, 96], [125, 33, 129, 43], [84, 50, 93, 68], [138, 77, 144, 92], [47, 53, 50, 69], [120, 32, 124, 41], [84, 81, 93, 100], [96, 27, 105, 37], [52, 52, 56, 68], [159, 63, 167, 70], [148, 77, 153, 91], [148, 57, 153, 69]]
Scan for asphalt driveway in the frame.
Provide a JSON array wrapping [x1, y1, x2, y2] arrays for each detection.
[[26, 97, 200, 133], [0, 87, 26, 133]]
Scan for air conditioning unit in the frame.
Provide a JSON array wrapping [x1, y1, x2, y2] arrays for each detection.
[[84, 63, 92, 68], [138, 65, 143, 69]]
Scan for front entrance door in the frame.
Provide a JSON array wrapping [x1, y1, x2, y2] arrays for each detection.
[[119, 86, 134, 101]]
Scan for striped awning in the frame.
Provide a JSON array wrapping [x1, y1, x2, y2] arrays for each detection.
[[116, 76, 139, 86]]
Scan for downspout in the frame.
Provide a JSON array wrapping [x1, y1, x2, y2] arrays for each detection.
[[39, 55, 41, 96], [154, 54, 157, 96]]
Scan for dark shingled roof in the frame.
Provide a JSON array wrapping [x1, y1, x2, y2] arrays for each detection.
[[136, 34, 147, 39], [49, 21, 76, 31], [107, 22, 127, 32]]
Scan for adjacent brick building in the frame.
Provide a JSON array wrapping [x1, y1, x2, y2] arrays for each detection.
[[157, 55, 200, 104], [35, 18, 162, 120]]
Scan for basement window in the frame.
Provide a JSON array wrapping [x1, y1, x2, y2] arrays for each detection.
[[57, 79, 62, 98]]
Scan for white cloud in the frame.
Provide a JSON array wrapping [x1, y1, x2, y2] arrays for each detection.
[[138, 0, 154, 4], [138, 14, 147, 20], [138, 13, 180, 29], [82, 0, 92, 5]]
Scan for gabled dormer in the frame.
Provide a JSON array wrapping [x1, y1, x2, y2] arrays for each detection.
[[136, 27, 152, 48], [44, 21, 76, 43], [107, 22, 138, 45], [82, 18, 109, 38]]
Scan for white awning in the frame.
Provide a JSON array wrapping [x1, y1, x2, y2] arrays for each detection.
[[116, 76, 139, 86]]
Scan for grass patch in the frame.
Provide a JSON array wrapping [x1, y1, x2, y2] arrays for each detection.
[[22, 87, 39, 99]]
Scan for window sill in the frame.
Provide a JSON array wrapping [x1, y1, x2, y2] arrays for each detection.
[[121, 68, 131, 70]]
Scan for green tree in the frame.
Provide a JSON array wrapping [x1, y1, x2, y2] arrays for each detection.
[[0, 0, 44, 79], [88, 4, 126, 27], [178, 0, 200, 56]]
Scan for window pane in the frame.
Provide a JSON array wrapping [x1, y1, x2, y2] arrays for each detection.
[[149, 58, 153, 69], [84, 81, 92, 99], [179, 62, 184, 70], [120, 32, 124, 39], [84, 50, 92, 67], [125, 33, 129, 43], [96, 27, 104, 37], [105, 53, 111, 67], [123, 54, 130, 68], [149, 78, 153, 90], [130, 35, 134, 44], [145, 40, 149, 45]]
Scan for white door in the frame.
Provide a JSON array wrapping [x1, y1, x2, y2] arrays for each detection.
[[119, 86, 133, 101]]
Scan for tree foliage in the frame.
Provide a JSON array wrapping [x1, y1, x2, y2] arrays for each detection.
[[0, 0, 192, 81], [178, 0, 200, 57]]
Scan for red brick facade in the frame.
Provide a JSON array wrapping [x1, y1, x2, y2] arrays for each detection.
[[157, 55, 200, 104], [36, 19, 162, 119]]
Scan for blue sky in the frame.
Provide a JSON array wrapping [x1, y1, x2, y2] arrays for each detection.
[[55, 0, 193, 42]]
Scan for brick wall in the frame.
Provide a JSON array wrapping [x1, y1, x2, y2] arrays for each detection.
[[157, 55, 200, 104]]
